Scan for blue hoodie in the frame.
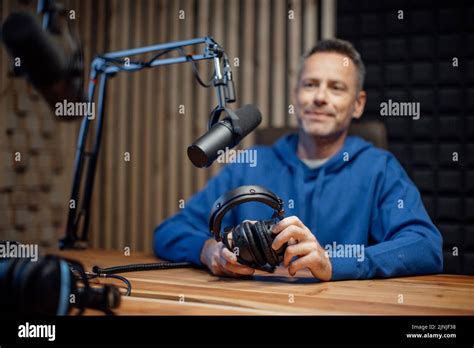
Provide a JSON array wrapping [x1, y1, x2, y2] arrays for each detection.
[[153, 134, 443, 280]]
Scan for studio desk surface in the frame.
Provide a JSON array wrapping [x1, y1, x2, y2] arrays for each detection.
[[52, 249, 474, 316]]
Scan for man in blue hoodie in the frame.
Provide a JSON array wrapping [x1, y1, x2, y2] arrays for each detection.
[[154, 38, 443, 281]]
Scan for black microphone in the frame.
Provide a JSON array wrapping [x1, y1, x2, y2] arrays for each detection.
[[0, 11, 84, 113], [187, 104, 262, 168]]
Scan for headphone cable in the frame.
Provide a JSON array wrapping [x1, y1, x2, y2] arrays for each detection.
[[92, 261, 195, 275], [90, 262, 197, 296]]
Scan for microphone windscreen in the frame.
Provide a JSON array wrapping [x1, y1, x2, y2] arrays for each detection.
[[234, 104, 262, 139], [1, 11, 66, 86]]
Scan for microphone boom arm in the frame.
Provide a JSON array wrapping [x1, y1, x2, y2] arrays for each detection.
[[60, 36, 234, 249]]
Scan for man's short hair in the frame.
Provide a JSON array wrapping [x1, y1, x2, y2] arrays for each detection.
[[298, 38, 366, 92]]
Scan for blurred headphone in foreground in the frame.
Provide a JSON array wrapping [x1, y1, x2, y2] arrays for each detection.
[[209, 185, 286, 272], [0, 242, 121, 316]]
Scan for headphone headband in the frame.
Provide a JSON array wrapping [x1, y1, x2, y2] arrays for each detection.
[[209, 185, 284, 241]]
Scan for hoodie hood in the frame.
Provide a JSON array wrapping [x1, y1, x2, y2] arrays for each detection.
[[271, 133, 374, 231], [272, 133, 373, 177]]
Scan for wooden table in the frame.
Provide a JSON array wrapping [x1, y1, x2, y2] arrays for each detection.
[[52, 249, 474, 315]]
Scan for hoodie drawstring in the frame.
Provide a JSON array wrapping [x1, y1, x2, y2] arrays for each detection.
[[311, 167, 326, 234]]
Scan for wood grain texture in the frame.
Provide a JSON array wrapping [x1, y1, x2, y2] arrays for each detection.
[[85, 295, 277, 315], [54, 249, 474, 316]]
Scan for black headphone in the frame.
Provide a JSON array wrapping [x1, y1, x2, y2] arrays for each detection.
[[0, 243, 121, 315], [209, 185, 286, 272]]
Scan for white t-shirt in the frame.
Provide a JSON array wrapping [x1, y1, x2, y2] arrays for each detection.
[[301, 157, 330, 169]]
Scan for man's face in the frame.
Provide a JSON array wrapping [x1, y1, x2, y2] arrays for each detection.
[[294, 52, 366, 139]]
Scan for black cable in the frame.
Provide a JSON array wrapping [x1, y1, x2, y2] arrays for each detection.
[[92, 261, 195, 275], [177, 47, 215, 88], [87, 272, 132, 296], [143, 48, 176, 67], [97, 56, 145, 71], [89, 261, 195, 296], [104, 274, 131, 296], [97, 48, 177, 71], [97, 46, 215, 89], [100, 274, 132, 296]]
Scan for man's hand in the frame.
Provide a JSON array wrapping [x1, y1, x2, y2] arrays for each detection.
[[200, 238, 255, 277], [272, 216, 332, 281]]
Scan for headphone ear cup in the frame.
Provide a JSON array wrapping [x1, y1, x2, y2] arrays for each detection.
[[1, 259, 22, 312], [13, 256, 70, 315], [17, 258, 60, 315], [254, 221, 279, 267], [265, 221, 284, 264], [266, 221, 287, 262], [38, 256, 71, 315], [15, 258, 45, 314], [11, 259, 33, 304], [230, 223, 258, 267], [242, 222, 266, 266], [11, 258, 29, 291]]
